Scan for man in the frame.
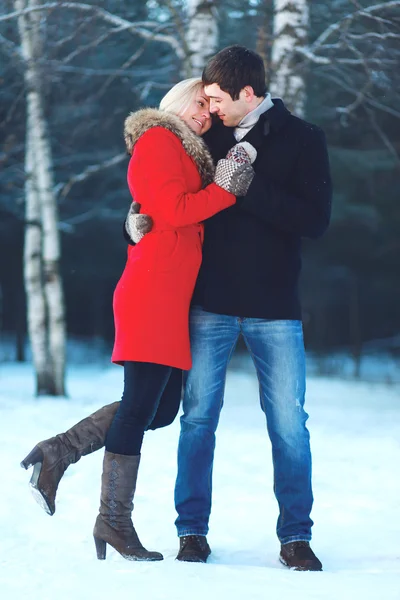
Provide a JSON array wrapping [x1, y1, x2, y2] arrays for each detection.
[[173, 46, 331, 570]]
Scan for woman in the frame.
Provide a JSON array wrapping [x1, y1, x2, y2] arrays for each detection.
[[21, 78, 256, 562]]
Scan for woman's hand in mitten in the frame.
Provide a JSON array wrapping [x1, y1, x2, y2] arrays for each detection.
[[125, 201, 153, 243], [214, 142, 257, 196]]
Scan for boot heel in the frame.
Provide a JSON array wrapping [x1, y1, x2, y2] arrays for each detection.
[[30, 461, 43, 487], [20, 446, 43, 470], [94, 537, 107, 560]]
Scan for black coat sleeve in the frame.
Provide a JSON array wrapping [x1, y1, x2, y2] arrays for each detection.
[[239, 125, 332, 239]]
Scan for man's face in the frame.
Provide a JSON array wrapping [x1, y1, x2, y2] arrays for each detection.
[[204, 83, 249, 127]]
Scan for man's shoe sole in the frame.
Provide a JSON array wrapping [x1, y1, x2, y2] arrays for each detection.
[[176, 555, 208, 563], [279, 555, 323, 571]]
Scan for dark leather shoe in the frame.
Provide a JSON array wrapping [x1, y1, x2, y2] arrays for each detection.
[[280, 541, 322, 571], [176, 535, 211, 563]]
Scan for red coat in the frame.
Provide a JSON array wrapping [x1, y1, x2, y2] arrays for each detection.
[[112, 113, 235, 370]]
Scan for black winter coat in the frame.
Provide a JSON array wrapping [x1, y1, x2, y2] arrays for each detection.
[[191, 98, 332, 320]]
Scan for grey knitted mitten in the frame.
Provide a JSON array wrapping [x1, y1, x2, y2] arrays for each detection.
[[214, 142, 257, 196], [226, 142, 257, 165], [125, 201, 153, 243]]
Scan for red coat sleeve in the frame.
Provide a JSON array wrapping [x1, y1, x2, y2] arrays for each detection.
[[129, 127, 236, 227]]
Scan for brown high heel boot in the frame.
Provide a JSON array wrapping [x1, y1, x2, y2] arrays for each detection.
[[93, 451, 163, 561], [20, 402, 120, 515]]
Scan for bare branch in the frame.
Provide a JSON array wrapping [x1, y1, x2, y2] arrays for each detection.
[[138, 80, 174, 101], [90, 42, 148, 102], [0, 2, 186, 60], [347, 32, 400, 41], [309, 1, 400, 53], [59, 20, 170, 65], [296, 47, 398, 65], [336, 35, 373, 118], [365, 106, 400, 165], [314, 69, 400, 119], [336, 80, 372, 119], [49, 16, 93, 51], [0, 32, 23, 59], [39, 61, 176, 77], [0, 87, 25, 129], [55, 152, 127, 201], [290, 1, 399, 126], [59, 204, 126, 231], [61, 23, 131, 64]]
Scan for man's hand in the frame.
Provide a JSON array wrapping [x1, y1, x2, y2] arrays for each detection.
[[214, 142, 257, 196], [125, 201, 153, 243]]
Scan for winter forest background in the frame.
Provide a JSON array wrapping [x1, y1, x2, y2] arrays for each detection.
[[1, 2, 400, 597], [0, 0, 399, 395]]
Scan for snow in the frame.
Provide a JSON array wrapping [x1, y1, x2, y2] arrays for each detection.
[[1, 358, 400, 599]]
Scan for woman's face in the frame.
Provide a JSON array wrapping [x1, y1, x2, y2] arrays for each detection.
[[181, 89, 212, 136]]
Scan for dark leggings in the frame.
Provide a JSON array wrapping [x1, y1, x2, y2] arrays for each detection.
[[105, 361, 182, 456]]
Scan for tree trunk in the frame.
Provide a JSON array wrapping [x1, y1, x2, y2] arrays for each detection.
[[15, 282, 26, 362], [16, 0, 66, 395], [185, 0, 218, 77], [23, 126, 54, 393], [256, 0, 274, 86], [32, 77, 66, 396], [270, 0, 309, 117], [349, 274, 362, 379]]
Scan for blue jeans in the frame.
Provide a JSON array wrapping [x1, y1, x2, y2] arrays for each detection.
[[174, 307, 313, 545]]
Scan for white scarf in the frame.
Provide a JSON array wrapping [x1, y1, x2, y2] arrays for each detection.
[[234, 93, 274, 141]]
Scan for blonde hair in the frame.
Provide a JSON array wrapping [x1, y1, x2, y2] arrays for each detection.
[[159, 78, 204, 117]]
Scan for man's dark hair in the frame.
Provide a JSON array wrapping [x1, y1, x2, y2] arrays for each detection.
[[202, 45, 266, 100]]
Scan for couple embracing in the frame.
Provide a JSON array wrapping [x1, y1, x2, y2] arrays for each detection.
[[21, 45, 332, 571]]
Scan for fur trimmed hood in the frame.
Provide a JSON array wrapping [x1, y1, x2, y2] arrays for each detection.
[[124, 108, 215, 187]]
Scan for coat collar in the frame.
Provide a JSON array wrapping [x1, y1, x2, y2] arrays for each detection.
[[124, 108, 215, 187], [265, 98, 292, 132], [207, 98, 292, 151], [241, 98, 291, 147]]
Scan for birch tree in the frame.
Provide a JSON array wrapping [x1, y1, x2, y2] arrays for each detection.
[[270, 0, 309, 117], [23, 127, 51, 394], [185, 0, 218, 77], [16, 0, 66, 395]]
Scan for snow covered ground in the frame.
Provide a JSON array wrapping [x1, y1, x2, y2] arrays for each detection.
[[1, 359, 399, 600]]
